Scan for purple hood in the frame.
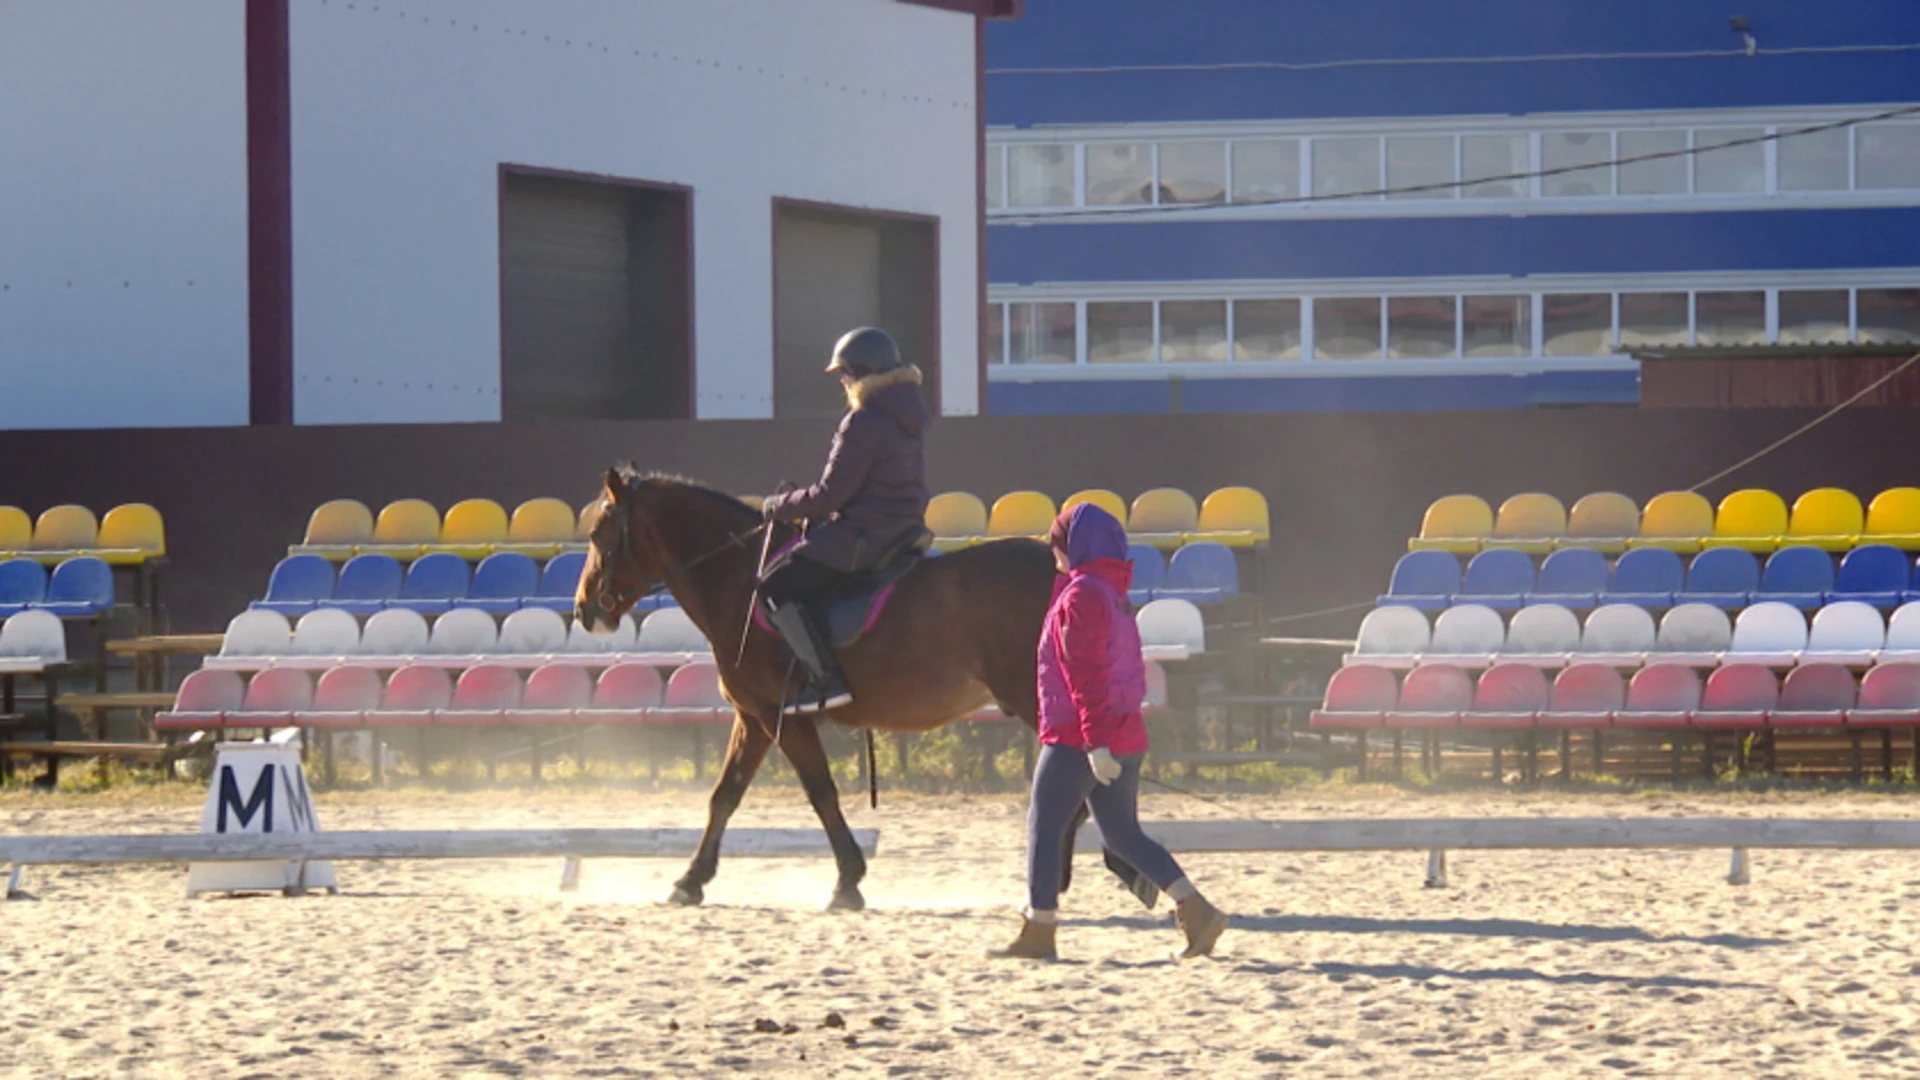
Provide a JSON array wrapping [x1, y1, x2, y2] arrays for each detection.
[[1055, 503, 1129, 569]]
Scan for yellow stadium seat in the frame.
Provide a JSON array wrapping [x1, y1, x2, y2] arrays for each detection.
[[926, 492, 988, 552], [574, 501, 603, 544], [988, 491, 1058, 540], [1556, 492, 1640, 554], [1191, 487, 1270, 548], [0, 506, 31, 558], [438, 498, 509, 559], [1062, 489, 1129, 530], [1491, 493, 1567, 555], [1626, 491, 1715, 553], [1129, 488, 1199, 550], [1701, 488, 1788, 553], [1407, 495, 1492, 554], [358, 499, 441, 558], [290, 499, 374, 560], [28, 504, 99, 563], [492, 497, 577, 558], [94, 503, 167, 565], [1864, 488, 1920, 551], [1786, 488, 1864, 553]]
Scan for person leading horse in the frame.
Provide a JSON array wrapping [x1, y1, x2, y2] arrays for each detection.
[[759, 326, 930, 714]]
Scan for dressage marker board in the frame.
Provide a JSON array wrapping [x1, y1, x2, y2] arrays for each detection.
[[1074, 818, 1920, 886], [3, 827, 879, 899]]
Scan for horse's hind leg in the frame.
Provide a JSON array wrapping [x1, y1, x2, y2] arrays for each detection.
[[777, 718, 868, 911], [671, 713, 773, 906]]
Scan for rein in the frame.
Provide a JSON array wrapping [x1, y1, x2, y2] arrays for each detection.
[[600, 487, 767, 612]]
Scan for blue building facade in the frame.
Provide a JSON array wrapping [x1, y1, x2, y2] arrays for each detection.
[[982, 1, 1920, 414]]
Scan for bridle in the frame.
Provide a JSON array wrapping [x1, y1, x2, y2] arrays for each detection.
[[590, 484, 768, 617]]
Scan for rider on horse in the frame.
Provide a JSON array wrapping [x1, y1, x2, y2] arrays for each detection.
[[759, 326, 931, 714]]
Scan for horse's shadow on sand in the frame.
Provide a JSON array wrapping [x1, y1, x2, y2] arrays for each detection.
[[1068, 911, 1784, 951]]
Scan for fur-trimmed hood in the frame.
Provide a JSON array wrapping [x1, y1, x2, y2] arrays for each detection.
[[845, 363, 927, 435]]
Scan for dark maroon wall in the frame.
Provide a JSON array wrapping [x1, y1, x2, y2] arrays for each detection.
[[2, 406, 1908, 635]]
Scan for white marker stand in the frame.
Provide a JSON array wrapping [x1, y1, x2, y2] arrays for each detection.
[[186, 742, 337, 898]]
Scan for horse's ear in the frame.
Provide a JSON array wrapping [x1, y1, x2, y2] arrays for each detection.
[[604, 468, 626, 504]]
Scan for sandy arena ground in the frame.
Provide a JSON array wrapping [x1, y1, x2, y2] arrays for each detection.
[[5, 782, 1920, 1078]]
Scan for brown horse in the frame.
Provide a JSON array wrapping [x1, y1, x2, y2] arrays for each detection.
[[574, 469, 1146, 911]]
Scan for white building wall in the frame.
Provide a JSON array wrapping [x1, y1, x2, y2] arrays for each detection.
[[0, 1, 249, 430], [288, 0, 980, 423]]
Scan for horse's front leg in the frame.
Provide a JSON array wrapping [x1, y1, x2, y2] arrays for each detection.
[[776, 717, 868, 911], [670, 712, 773, 906]]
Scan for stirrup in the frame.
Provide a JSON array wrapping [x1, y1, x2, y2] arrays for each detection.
[[786, 680, 853, 715]]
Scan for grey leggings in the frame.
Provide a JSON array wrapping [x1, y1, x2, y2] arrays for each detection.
[[1026, 743, 1185, 913]]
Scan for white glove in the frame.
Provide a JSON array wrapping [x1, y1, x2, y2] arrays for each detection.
[[1088, 746, 1122, 786]]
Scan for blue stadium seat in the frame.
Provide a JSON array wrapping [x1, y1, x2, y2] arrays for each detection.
[[252, 554, 335, 615], [458, 552, 540, 614], [1127, 543, 1165, 606], [1828, 544, 1911, 609], [42, 557, 114, 617], [1679, 547, 1759, 610], [390, 552, 470, 614], [1751, 545, 1834, 611], [1525, 548, 1609, 610], [330, 554, 405, 616], [1453, 547, 1534, 611], [527, 551, 586, 613], [1378, 550, 1460, 611], [1606, 548, 1685, 609], [0, 558, 47, 618], [1155, 542, 1239, 604]]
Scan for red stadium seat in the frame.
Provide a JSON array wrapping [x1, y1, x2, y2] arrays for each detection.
[[155, 669, 245, 731], [365, 665, 452, 728], [1311, 665, 1398, 729], [1539, 663, 1624, 730], [299, 666, 384, 728], [581, 663, 666, 724], [437, 664, 521, 727], [1848, 663, 1920, 728], [1460, 663, 1548, 730], [1692, 664, 1778, 729], [653, 663, 729, 724], [518, 664, 592, 726], [1769, 664, 1855, 728], [228, 668, 313, 729], [1384, 664, 1471, 730], [1615, 664, 1700, 730]]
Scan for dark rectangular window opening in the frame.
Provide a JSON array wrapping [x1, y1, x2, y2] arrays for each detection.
[[773, 200, 939, 419], [499, 168, 692, 421]]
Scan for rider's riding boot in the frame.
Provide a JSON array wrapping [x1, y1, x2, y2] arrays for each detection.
[[986, 915, 1057, 960], [1175, 893, 1228, 958], [765, 602, 853, 714]]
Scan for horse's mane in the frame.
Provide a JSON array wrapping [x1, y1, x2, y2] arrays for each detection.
[[615, 466, 758, 521]]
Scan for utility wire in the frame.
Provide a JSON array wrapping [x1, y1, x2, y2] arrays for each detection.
[[989, 41, 1920, 77], [995, 103, 1920, 224]]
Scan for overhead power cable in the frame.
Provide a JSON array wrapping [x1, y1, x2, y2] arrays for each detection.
[[988, 42, 1920, 77]]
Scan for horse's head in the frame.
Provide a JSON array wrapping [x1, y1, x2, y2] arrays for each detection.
[[575, 467, 669, 634]]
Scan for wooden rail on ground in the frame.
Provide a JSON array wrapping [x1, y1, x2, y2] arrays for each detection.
[[1074, 817, 1920, 887], [3, 827, 878, 898]]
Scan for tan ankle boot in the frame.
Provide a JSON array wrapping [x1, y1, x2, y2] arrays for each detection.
[[986, 917, 1057, 960], [1175, 895, 1227, 958]]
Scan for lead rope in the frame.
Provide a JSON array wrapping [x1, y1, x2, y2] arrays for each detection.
[[867, 730, 879, 809]]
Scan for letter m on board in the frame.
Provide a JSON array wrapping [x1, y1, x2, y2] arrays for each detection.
[[217, 763, 276, 832]]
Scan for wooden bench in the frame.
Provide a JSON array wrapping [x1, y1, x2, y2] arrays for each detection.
[[54, 692, 179, 740]]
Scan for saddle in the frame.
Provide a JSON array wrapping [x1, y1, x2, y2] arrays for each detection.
[[805, 526, 934, 648]]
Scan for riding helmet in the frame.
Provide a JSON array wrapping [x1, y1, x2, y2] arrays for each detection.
[[825, 326, 902, 378]]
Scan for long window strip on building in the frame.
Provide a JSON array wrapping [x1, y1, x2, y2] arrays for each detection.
[[984, 110, 1920, 214], [988, 281, 1920, 369]]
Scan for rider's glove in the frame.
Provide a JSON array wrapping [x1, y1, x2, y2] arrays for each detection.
[[1088, 746, 1122, 786]]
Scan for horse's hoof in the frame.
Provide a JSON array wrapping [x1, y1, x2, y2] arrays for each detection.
[[667, 885, 704, 907], [826, 887, 866, 912]]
